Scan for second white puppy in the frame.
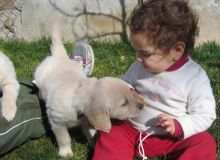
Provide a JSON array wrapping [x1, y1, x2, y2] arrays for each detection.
[[34, 21, 143, 157], [0, 51, 20, 121]]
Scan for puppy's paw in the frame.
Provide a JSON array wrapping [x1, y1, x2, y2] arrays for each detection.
[[1, 105, 17, 121], [58, 146, 73, 157]]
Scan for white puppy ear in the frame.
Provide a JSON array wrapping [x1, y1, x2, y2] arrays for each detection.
[[85, 106, 111, 133], [130, 88, 147, 106]]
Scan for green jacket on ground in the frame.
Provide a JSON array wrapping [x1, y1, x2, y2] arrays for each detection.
[[0, 80, 47, 155]]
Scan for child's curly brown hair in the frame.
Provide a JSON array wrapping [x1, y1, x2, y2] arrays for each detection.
[[127, 0, 199, 55]]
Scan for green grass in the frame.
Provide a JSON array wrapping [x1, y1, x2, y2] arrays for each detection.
[[0, 39, 219, 160], [192, 42, 220, 158]]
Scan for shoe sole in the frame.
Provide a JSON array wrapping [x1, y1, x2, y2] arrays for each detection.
[[87, 45, 95, 76]]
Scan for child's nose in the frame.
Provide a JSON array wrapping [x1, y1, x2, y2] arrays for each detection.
[[136, 57, 143, 63]]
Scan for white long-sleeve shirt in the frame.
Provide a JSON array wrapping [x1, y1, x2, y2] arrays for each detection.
[[123, 58, 216, 139]]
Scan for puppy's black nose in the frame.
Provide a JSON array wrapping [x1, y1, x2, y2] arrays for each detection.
[[137, 103, 143, 110]]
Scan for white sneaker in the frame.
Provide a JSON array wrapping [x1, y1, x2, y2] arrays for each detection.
[[70, 42, 95, 77]]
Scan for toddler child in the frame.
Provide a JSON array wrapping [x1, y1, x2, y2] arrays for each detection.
[[93, 0, 216, 159]]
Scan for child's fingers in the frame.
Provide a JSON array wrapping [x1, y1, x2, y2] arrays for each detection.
[[157, 122, 173, 134], [157, 114, 175, 134], [157, 114, 172, 123], [164, 126, 173, 134], [160, 119, 172, 127], [161, 122, 174, 134]]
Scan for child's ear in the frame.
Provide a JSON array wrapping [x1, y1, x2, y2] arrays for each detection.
[[171, 42, 185, 61]]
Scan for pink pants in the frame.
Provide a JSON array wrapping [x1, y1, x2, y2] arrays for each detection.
[[93, 121, 216, 160]]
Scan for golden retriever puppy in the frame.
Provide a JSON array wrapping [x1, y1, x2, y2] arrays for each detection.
[[34, 21, 143, 157], [0, 51, 20, 121]]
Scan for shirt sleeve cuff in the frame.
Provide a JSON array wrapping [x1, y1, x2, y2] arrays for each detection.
[[172, 119, 184, 139]]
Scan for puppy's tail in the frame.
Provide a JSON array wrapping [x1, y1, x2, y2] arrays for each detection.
[[50, 18, 69, 59]]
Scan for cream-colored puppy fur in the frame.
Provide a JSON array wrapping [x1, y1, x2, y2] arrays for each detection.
[[0, 52, 20, 121], [34, 21, 143, 157]]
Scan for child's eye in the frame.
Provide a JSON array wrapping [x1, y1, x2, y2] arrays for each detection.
[[136, 51, 153, 59], [142, 53, 151, 58]]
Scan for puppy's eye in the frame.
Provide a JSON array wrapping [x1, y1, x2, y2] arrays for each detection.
[[122, 99, 128, 106]]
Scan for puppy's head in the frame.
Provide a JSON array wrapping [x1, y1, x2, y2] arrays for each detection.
[[84, 77, 144, 133]]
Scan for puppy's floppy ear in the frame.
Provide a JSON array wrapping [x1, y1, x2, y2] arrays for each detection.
[[85, 106, 111, 133], [130, 88, 147, 106]]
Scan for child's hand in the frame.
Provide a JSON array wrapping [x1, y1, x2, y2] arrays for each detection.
[[157, 114, 175, 135]]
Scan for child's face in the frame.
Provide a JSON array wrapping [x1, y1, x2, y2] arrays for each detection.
[[130, 32, 184, 74]]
